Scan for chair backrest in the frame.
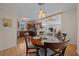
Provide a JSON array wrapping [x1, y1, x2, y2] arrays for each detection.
[[24, 33, 33, 48], [44, 40, 70, 49], [44, 40, 70, 56], [55, 32, 67, 42], [62, 33, 67, 41]]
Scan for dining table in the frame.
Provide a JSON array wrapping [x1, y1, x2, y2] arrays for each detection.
[[31, 35, 60, 56]]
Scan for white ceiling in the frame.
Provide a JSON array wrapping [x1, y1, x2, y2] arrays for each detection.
[[0, 3, 76, 20]]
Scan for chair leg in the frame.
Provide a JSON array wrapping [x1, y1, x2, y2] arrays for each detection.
[[37, 48, 39, 56], [45, 48, 47, 56], [62, 47, 66, 55], [26, 49, 28, 56]]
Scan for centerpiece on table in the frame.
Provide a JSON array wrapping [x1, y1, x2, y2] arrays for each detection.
[[49, 27, 53, 32], [46, 28, 53, 36]]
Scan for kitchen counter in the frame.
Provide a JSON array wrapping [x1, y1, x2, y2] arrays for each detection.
[[18, 30, 37, 38]]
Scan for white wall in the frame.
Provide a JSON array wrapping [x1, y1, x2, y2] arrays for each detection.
[[0, 7, 17, 51], [61, 8, 77, 44], [77, 4, 79, 55]]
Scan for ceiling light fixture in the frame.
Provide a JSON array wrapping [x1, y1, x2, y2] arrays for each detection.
[[38, 3, 46, 18]]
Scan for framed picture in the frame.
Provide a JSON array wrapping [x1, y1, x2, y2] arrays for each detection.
[[3, 18, 12, 27]]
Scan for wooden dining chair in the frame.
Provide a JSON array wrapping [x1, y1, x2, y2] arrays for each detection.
[[24, 33, 39, 56], [44, 40, 70, 56], [55, 32, 67, 42]]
